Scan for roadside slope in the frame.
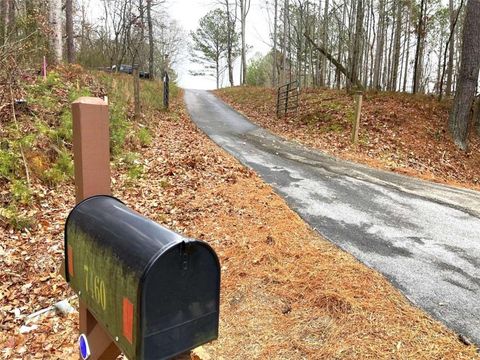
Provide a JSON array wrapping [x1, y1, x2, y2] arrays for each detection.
[[216, 86, 480, 191]]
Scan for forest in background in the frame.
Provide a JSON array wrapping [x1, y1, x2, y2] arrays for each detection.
[[0, 0, 479, 148], [190, 0, 479, 150]]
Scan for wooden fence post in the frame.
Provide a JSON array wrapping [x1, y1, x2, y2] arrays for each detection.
[[163, 71, 170, 110], [285, 82, 290, 117], [133, 64, 141, 120], [352, 92, 363, 145], [72, 97, 121, 360]]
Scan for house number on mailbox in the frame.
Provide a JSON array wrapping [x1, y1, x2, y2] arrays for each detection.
[[83, 264, 107, 310]]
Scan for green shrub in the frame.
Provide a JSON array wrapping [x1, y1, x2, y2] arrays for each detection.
[[55, 150, 74, 176], [127, 164, 144, 180], [110, 101, 129, 156], [43, 167, 68, 186], [42, 150, 73, 185], [10, 180, 32, 205], [0, 206, 34, 230], [45, 71, 62, 88], [138, 127, 152, 147], [57, 111, 73, 143], [121, 152, 144, 181], [246, 53, 272, 86], [0, 148, 18, 179]]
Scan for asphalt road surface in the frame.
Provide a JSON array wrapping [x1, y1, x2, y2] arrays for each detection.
[[184, 89, 480, 345]]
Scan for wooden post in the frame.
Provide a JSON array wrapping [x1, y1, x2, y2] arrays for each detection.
[[133, 64, 141, 120], [276, 87, 279, 118], [352, 92, 363, 145], [163, 71, 170, 110], [42, 56, 47, 81], [72, 97, 121, 360]]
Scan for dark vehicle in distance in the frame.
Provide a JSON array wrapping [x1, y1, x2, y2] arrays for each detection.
[[110, 64, 150, 79], [139, 70, 151, 79], [111, 64, 133, 74]]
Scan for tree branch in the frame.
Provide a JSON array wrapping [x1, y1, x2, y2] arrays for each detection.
[[304, 32, 364, 91]]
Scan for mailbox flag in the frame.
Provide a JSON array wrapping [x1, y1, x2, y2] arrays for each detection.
[[123, 297, 134, 344]]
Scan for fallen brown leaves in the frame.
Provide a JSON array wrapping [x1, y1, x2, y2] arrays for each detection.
[[216, 86, 480, 191], [1, 83, 478, 359]]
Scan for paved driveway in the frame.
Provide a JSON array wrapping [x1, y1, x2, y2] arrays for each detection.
[[184, 89, 480, 345]]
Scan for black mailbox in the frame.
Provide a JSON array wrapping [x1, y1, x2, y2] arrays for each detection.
[[64, 196, 220, 360]]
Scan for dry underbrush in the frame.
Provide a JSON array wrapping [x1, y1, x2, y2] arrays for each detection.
[[216, 86, 480, 191]]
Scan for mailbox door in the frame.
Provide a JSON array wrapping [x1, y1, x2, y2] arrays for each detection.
[[65, 219, 141, 359], [140, 241, 220, 359]]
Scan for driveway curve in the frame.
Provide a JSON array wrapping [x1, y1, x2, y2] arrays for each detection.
[[184, 89, 480, 345]]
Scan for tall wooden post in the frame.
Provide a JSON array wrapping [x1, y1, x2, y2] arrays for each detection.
[[133, 64, 141, 120], [163, 71, 170, 110], [285, 82, 290, 117], [72, 97, 121, 360], [352, 92, 363, 145]]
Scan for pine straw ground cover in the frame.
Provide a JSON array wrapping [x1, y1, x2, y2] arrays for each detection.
[[216, 87, 480, 191], [0, 83, 478, 359]]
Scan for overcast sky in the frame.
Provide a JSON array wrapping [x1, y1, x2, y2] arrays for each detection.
[[167, 0, 272, 89], [84, 0, 272, 89]]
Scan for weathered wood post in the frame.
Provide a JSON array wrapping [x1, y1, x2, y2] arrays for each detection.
[[71, 97, 121, 359], [285, 82, 290, 117], [352, 91, 363, 145], [163, 71, 170, 110], [133, 64, 141, 120]]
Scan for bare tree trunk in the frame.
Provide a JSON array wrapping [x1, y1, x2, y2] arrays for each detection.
[[50, 0, 63, 64], [66, 0, 75, 63], [446, 0, 455, 96], [281, 0, 289, 85], [239, 0, 250, 85], [350, 0, 364, 90], [373, 0, 385, 90], [439, 0, 465, 100], [449, 0, 480, 150], [225, 0, 234, 87], [320, 0, 329, 87], [272, 0, 278, 87], [147, 0, 154, 79], [139, 0, 145, 70], [399, 15, 406, 91], [386, 14, 394, 90], [336, 1, 347, 89], [436, 33, 443, 93], [363, 0, 372, 89], [413, 0, 427, 94], [7, 0, 14, 35], [216, 58, 220, 89], [403, 10, 411, 92], [0, 0, 7, 44], [390, 0, 402, 91], [305, 32, 364, 90]]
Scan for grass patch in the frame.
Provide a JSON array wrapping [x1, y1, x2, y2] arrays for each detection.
[[138, 127, 153, 147]]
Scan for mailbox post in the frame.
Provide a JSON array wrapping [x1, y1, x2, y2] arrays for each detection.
[[72, 97, 121, 360]]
